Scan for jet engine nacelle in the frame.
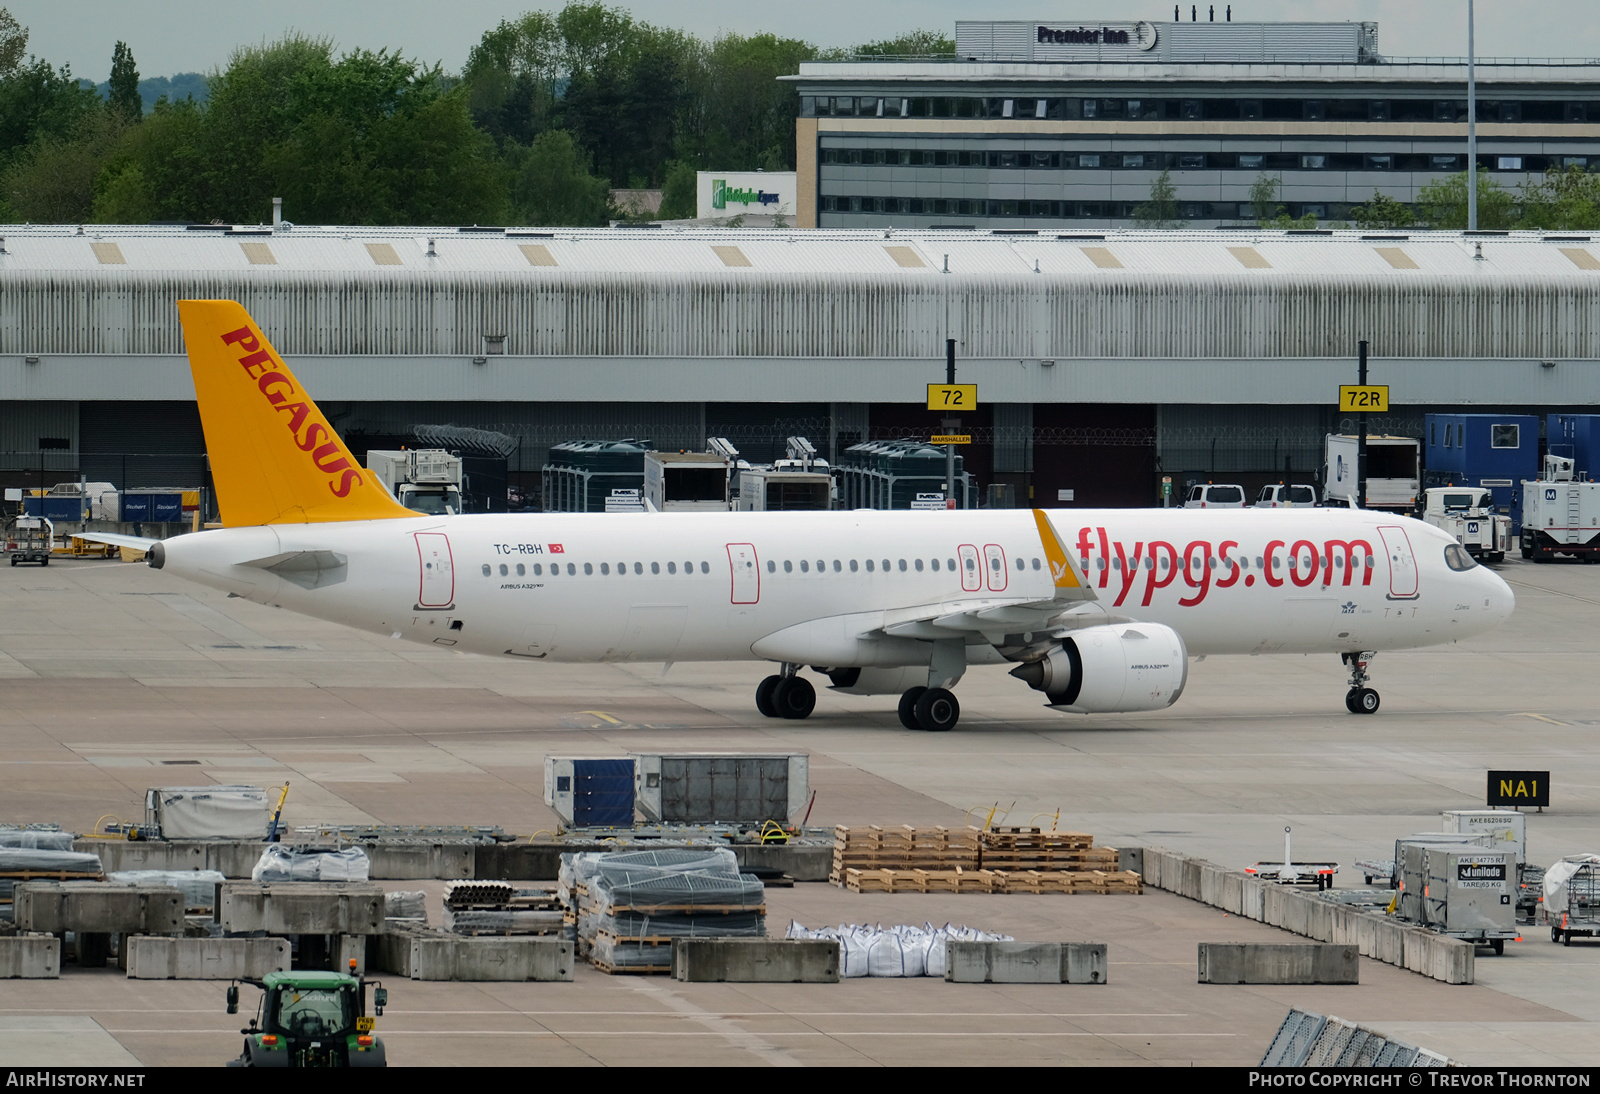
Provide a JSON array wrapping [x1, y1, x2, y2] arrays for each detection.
[[1009, 623, 1188, 713]]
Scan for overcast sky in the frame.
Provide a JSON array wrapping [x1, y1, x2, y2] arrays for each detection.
[[13, 1, 1594, 83]]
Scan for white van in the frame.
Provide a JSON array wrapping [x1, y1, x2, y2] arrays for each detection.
[[1255, 484, 1320, 508], [1182, 484, 1247, 509]]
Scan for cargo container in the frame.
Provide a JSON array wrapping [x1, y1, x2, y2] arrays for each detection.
[[834, 440, 975, 510], [632, 752, 808, 825], [541, 440, 649, 513], [544, 757, 636, 828], [1424, 413, 1540, 532]]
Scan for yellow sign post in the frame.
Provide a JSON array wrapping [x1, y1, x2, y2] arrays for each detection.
[[1338, 385, 1389, 412], [927, 384, 978, 411]]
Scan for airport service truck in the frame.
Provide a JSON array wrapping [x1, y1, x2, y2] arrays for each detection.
[[1422, 487, 1512, 563], [1323, 434, 1421, 513], [366, 449, 462, 516], [1521, 455, 1600, 562]]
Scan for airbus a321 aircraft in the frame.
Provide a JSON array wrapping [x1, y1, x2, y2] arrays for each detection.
[[87, 301, 1515, 732]]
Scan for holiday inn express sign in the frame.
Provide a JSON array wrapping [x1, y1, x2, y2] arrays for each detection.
[[697, 171, 797, 220]]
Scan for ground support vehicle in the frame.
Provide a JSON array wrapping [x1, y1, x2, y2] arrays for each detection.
[[1521, 458, 1600, 562], [366, 449, 463, 516], [5, 516, 53, 566], [225, 967, 388, 1067], [1422, 487, 1512, 563], [1544, 856, 1600, 946]]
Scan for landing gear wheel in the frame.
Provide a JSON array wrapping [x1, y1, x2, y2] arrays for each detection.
[[914, 687, 960, 732], [1352, 688, 1380, 714], [1345, 688, 1361, 714], [755, 675, 782, 718], [772, 675, 816, 720], [898, 687, 926, 730]]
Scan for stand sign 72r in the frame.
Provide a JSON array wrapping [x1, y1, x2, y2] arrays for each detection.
[[1338, 385, 1389, 412]]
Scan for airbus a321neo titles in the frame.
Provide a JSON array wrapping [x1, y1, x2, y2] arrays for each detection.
[[85, 301, 1515, 732]]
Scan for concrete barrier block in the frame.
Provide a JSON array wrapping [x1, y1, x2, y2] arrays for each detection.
[[730, 844, 832, 883], [1401, 928, 1474, 985], [1179, 859, 1203, 900], [1062, 942, 1108, 985], [14, 882, 183, 935], [944, 941, 1107, 985], [0, 934, 59, 978], [1240, 876, 1266, 921], [124, 936, 289, 980], [947, 941, 1061, 983], [361, 843, 474, 880], [671, 939, 839, 983], [337, 934, 367, 976], [376, 929, 572, 981], [1117, 847, 1143, 876], [1198, 942, 1358, 985], [1200, 863, 1227, 907], [76, 840, 261, 878], [1218, 872, 1244, 916], [219, 883, 386, 936]]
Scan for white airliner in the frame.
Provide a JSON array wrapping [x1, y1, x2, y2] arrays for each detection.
[[87, 302, 1515, 731]]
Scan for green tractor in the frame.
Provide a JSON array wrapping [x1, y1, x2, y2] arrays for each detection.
[[225, 963, 389, 1067]]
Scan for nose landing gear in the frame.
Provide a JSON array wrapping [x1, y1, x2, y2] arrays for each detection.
[[1342, 652, 1380, 714]]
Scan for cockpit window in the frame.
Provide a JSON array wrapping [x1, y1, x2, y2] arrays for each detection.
[[1443, 543, 1478, 571]]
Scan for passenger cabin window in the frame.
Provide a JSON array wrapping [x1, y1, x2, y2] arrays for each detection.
[[482, 564, 491, 576]]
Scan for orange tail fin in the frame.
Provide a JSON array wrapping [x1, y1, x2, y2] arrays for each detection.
[[178, 300, 412, 526]]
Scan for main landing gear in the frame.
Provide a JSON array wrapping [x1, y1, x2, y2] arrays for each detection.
[[755, 663, 816, 720], [897, 687, 960, 732], [1342, 651, 1380, 715]]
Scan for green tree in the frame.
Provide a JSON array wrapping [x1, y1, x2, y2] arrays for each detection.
[[1350, 190, 1412, 229], [1414, 168, 1516, 229], [508, 128, 610, 225], [108, 41, 140, 122], [0, 7, 26, 78], [657, 158, 696, 219], [1248, 172, 1317, 228], [0, 56, 101, 166], [462, 10, 564, 147], [1133, 168, 1179, 228], [855, 30, 954, 56], [1, 110, 125, 221], [1519, 164, 1600, 230]]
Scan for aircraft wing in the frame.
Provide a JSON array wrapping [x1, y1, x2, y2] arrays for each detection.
[[72, 532, 160, 551], [875, 508, 1099, 640]]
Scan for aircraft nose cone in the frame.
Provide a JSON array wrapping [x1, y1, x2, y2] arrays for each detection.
[[1483, 567, 1515, 625]]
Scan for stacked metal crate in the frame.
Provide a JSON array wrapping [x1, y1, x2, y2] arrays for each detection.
[[559, 848, 766, 973]]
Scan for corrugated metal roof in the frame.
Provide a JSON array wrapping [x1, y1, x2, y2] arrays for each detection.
[[3, 225, 1599, 361], [4, 224, 1599, 281]]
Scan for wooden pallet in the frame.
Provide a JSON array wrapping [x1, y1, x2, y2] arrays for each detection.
[[978, 849, 1119, 869], [995, 870, 1144, 895], [600, 903, 766, 916], [834, 825, 981, 852], [980, 827, 1096, 851], [595, 929, 675, 948], [836, 866, 1143, 895], [590, 959, 671, 975]]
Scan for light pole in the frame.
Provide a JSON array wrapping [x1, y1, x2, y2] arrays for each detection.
[[1467, 0, 1477, 230]]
